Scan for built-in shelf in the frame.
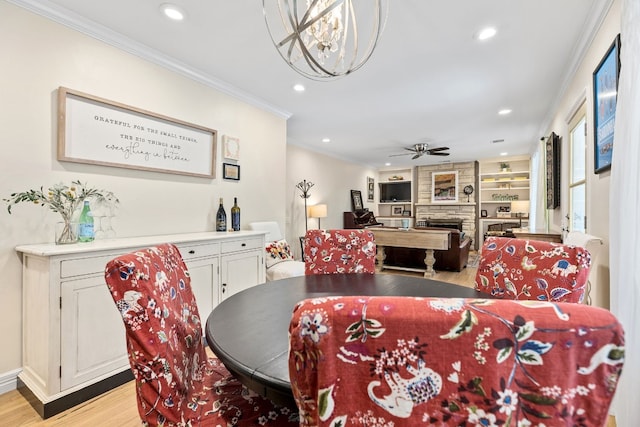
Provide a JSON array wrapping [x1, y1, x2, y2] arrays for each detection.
[[414, 202, 476, 206], [478, 155, 531, 245], [481, 216, 529, 220], [377, 168, 414, 218], [481, 187, 529, 191]]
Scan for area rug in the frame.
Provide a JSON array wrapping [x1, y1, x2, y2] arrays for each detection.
[[467, 254, 480, 268]]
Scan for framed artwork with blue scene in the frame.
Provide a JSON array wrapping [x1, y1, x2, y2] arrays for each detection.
[[593, 34, 620, 174]]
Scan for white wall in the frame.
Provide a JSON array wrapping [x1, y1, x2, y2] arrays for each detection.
[[544, 0, 620, 308], [0, 2, 287, 374], [286, 144, 378, 259]]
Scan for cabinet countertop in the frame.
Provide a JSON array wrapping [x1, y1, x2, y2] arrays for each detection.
[[16, 230, 267, 257]]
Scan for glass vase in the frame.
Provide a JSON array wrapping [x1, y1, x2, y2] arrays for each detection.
[[55, 220, 79, 244]]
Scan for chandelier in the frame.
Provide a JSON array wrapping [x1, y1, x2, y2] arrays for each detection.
[[262, 0, 387, 80]]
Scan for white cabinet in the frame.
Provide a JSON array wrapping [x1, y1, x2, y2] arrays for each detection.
[[186, 256, 220, 322], [60, 275, 128, 390], [219, 235, 264, 300], [180, 241, 222, 320], [221, 251, 262, 300], [16, 231, 265, 418]]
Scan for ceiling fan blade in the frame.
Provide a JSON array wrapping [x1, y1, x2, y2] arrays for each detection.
[[427, 146, 450, 152], [388, 152, 412, 157], [429, 151, 450, 156], [412, 153, 423, 159], [404, 147, 418, 152]]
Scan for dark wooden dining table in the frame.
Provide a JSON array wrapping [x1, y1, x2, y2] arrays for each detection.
[[205, 273, 488, 407]]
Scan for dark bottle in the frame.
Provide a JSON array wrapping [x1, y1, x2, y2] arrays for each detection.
[[215, 198, 227, 232], [231, 197, 240, 231]]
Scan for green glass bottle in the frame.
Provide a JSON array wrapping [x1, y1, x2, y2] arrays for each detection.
[[231, 197, 240, 231], [215, 198, 227, 232], [78, 200, 95, 242]]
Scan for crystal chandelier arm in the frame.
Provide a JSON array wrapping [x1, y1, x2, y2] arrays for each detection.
[[263, 0, 387, 80], [276, 0, 344, 49]]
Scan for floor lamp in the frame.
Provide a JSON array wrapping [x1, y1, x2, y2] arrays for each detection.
[[296, 180, 314, 231], [309, 204, 327, 229]]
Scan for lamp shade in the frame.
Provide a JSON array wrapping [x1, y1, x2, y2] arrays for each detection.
[[309, 204, 328, 218], [510, 200, 530, 215]]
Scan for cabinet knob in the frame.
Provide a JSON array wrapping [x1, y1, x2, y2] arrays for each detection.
[[188, 250, 195, 254], [241, 243, 246, 247]]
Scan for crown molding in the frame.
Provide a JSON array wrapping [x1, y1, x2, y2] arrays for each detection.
[[538, 0, 615, 136], [7, 0, 292, 120]]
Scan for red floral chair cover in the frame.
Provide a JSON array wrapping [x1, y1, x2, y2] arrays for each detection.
[[475, 236, 592, 303], [289, 296, 624, 427], [105, 243, 298, 426], [303, 229, 376, 275]]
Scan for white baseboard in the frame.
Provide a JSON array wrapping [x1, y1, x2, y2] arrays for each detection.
[[0, 369, 22, 395]]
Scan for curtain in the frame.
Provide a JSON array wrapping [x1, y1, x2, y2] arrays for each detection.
[[609, 0, 640, 424], [532, 140, 548, 231]]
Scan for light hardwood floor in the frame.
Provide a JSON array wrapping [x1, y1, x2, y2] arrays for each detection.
[[0, 254, 616, 426]]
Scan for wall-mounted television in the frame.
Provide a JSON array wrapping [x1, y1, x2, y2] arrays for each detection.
[[379, 182, 411, 202]]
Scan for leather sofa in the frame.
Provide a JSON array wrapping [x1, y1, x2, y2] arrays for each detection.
[[382, 226, 472, 272]]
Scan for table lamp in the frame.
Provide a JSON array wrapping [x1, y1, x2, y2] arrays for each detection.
[[308, 204, 327, 229], [510, 200, 530, 228]]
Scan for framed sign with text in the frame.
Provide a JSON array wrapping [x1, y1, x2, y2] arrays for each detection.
[[57, 87, 217, 178]]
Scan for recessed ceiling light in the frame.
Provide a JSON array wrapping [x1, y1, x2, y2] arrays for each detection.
[[385, 162, 391, 166], [476, 27, 497, 41], [293, 84, 305, 92], [160, 3, 185, 21], [322, 138, 331, 143], [498, 109, 512, 115], [500, 152, 508, 156]]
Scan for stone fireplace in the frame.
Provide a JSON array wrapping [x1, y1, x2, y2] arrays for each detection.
[[414, 161, 478, 249]]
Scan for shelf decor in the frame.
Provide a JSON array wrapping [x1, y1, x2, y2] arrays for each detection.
[[432, 171, 458, 203], [3, 180, 119, 244], [593, 34, 620, 174], [391, 205, 404, 216]]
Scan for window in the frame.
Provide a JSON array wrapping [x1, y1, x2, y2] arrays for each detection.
[[568, 106, 587, 232]]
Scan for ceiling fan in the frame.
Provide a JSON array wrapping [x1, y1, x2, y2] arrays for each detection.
[[389, 143, 450, 160]]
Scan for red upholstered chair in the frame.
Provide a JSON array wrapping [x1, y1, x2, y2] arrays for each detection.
[[475, 236, 592, 303], [289, 296, 624, 427], [303, 229, 376, 275], [104, 243, 298, 426]]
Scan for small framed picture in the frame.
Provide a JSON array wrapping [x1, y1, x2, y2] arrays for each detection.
[[223, 135, 240, 161], [402, 210, 411, 217], [367, 176, 374, 202], [481, 209, 488, 218], [222, 163, 240, 180], [391, 205, 404, 216], [350, 190, 364, 211]]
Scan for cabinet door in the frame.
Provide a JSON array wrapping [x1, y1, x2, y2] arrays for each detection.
[[220, 250, 262, 301], [60, 276, 128, 390], [185, 257, 220, 327]]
